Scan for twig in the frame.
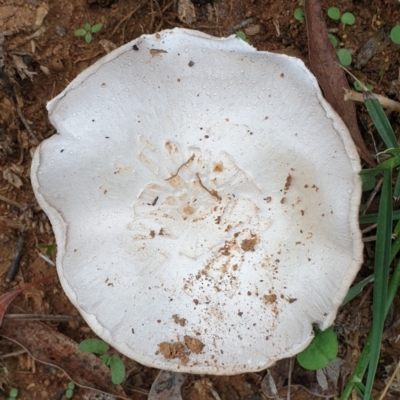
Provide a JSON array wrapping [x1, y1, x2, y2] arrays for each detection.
[[37, 251, 56, 266], [0, 349, 27, 359], [0, 194, 24, 209], [362, 176, 383, 215], [286, 358, 292, 400], [378, 360, 400, 400], [228, 18, 255, 33], [111, 1, 147, 36], [6, 233, 25, 283], [344, 89, 400, 112], [362, 223, 378, 234], [3, 314, 83, 322]]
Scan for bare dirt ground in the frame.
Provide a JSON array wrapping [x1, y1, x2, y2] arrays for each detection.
[[1, 0, 400, 399]]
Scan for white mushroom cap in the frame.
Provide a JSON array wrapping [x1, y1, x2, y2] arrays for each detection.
[[31, 28, 363, 374]]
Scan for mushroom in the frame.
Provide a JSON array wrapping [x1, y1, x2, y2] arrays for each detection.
[[31, 28, 363, 374]]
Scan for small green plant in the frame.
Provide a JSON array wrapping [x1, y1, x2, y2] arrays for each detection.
[[293, 7, 305, 22], [235, 31, 248, 43], [390, 24, 400, 44], [38, 243, 57, 255], [327, 6, 341, 20], [296, 327, 338, 370], [336, 48, 352, 66], [328, 33, 352, 66], [74, 23, 103, 44], [8, 388, 18, 400], [79, 339, 125, 385], [327, 7, 355, 26], [328, 33, 338, 48], [353, 81, 373, 92], [65, 382, 75, 399]]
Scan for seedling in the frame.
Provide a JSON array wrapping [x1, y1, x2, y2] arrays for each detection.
[[297, 327, 338, 370], [327, 6, 341, 20], [327, 7, 355, 26], [328, 33, 352, 66], [235, 31, 248, 42], [353, 81, 373, 92], [294, 7, 305, 22], [390, 24, 400, 44], [8, 388, 18, 400], [65, 382, 75, 399], [337, 48, 352, 66], [78, 339, 125, 385], [74, 23, 103, 44]]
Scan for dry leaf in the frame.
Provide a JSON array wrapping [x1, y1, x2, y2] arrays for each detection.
[[3, 167, 23, 188], [149, 370, 186, 400], [0, 319, 129, 399]]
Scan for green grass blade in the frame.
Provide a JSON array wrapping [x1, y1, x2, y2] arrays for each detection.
[[363, 168, 392, 400], [342, 275, 374, 306], [363, 92, 398, 149], [360, 210, 400, 224]]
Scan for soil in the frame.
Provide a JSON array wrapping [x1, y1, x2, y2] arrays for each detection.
[[1, 0, 400, 399]]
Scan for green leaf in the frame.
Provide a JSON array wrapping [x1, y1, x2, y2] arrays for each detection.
[[337, 48, 352, 66], [67, 382, 75, 390], [328, 33, 338, 48], [359, 169, 380, 191], [84, 23, 91, 32], [78, 338, 109, 355], [341, 12, 355, 25], [109, 354, 126, 385], [91, 23, 103, 33], [390, 24, 400, 44], [74, 29, 87, 37], [235, 31, 248, 42], [294, 8, 305, 22], [327, 7, 341, 20], [363, 169, 393, 400], [9, 389, 18, 397], [364, 92, 398, 149], [296, 327, 338, 370], [101, 354, 111, 365], [85, 32, 92, 43], [342, 275, 374, 306], [65, 389, 74, 399]]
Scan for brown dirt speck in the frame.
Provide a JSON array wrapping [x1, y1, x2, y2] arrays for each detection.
[[184, 336, 205, 354]]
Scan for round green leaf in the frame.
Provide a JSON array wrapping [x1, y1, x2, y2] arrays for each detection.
[[294, 8, 305, 22], [84, 23, 91, 32], [327, 7, 341, 20], [109, 355, 126, 385], [78, 338, 109, 355], [67, 382, 75, 390], [85, 32, 93, 44], [328, 33, 338, 48], [74, 29, 87, 37], [296, 327, 338, 370], [91, 23, 103, 33], [235, 31, 248, 42], [390, 25, 400, 44], [65, 388, 74, 399], [337, 48, 352, 66], [9, 389, 18, 397], [341, 12, 355, 25]]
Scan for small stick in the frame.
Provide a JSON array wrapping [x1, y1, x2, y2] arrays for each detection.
[[378, 360, 400, 400], [37, 251, 55, 266], [0, 194, 24, 209], [6, 233, 25, 283], [344, 88, 400, 112], [0, 349, 27, 359]]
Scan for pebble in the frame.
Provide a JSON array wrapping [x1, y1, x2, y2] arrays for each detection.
[[54, 25, 66, 37]]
